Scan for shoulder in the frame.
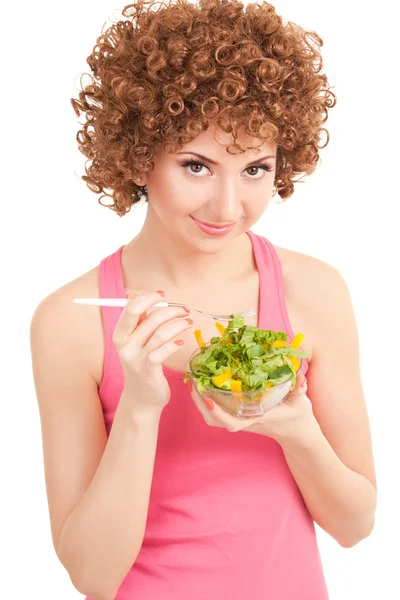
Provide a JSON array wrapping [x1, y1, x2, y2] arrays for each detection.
[[274, 243, 342, 277], [272, 244, 351, 352], [273, 243, 347, 302], [31, 266, 99, 319], [30, 267, 101, 379]]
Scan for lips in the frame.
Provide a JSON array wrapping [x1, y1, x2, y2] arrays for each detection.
[[191, 216, 237, 236], [196, 219, 237, 229], [191, 216, 237, 229]]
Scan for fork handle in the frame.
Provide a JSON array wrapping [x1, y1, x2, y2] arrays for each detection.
[[72, 298, 171, 308]]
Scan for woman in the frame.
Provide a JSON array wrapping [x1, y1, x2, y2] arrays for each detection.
[[30, 1, 377, 599]]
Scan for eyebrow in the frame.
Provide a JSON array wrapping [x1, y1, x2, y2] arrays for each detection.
[[176, 151, 276, 167]]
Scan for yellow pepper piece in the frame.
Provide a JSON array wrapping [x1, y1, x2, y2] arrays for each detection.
[[194, 329, 206, 348], [288, 356, 301, 372], [286, 333, 304, 370], [272, 340, 289, 348], [230, 379, 242, 392], [289, 333, 304, 349], [266, 381, 273, 388], [212, 369, 233, 387], [215, 322, 226, 336]]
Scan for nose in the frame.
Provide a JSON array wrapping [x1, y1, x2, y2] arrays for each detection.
[[211, 180, 243, 223]]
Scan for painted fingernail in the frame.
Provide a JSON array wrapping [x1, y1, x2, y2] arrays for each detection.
[[204, 398, 214, 410], [156, 290, 166, 297]]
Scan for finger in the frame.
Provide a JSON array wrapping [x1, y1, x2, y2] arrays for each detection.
[[125, 292, 147, 327], [188, 381, 206, 409], [204, 400, 244, 432], [189, 382, 215, 414], [143, 313, 194, 362], [117, 292, 189, 347], [190, 390, 210, 419], [141, 333, 193, 367], [188, 384, 216, 424], [189, 383, 244, 432], [126, 293, 147, 328], [136, 306, 192, 349], [117, 291, 166, 336], [115, 290, 194, 367], [291, 373, 308, 396]]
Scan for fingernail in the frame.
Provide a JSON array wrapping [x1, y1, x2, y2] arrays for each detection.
[[204, 398, 214, 410], [301, 379, 307, 388], [156, 290, 166, 297]]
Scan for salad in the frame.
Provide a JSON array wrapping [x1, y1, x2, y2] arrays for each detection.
[[183, 313, 308, 394]]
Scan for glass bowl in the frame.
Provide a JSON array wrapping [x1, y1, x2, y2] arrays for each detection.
[[186, 344, 303, 419]]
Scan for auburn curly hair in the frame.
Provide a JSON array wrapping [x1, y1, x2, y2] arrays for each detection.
[[71, 0, 336, 217]]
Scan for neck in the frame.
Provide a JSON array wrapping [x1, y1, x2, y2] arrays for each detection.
[[124, 204, 252, 289]]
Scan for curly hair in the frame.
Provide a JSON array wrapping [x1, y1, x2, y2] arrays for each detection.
[[71, 0, 337, 217]]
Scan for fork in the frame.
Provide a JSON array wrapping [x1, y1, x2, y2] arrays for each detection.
[[72, 298, 256, 322]]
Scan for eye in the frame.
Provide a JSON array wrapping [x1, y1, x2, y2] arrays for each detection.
[[181, 160, 274, 179]]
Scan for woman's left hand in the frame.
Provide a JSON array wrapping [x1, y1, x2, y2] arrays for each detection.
[[187, 373, 318, 447]]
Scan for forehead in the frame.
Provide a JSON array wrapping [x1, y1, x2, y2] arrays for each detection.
[[158, 121, 277, 160]]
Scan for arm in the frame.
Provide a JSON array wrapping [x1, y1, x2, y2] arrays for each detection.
[[30, 291, 162, 600], [281, 420, 376, 547], [58, 399, 161, 599], [279, 259, 377, 547]]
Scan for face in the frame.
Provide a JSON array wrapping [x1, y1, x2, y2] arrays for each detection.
[[144, 121, 277, 249]]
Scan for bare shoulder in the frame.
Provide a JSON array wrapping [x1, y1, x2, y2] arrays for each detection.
[[272, 244, 348, 361], [273, 244, 360, 355], [274, 243, 342, 278], [31, 265, 99, 325], [31, 266, 102, 385], [273, 243, 346, 305]]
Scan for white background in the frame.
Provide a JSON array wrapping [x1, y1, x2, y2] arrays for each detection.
[[2, 1, 398, 598]]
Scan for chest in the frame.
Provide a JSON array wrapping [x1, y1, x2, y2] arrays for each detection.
[[85, 246, 314, 387], [155, 269, 262, 374]]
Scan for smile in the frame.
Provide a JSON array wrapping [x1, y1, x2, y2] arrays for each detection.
[[191, 216, 238, 236]]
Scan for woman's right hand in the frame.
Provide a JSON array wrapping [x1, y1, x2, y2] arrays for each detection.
[[112, 291, 193, 418]]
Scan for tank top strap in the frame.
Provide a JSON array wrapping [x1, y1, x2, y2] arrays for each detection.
[[98, 245, 125, 400], [247, 230, 308, 376]]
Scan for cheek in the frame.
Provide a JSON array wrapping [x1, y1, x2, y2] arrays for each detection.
[[152, 192, 194, 221], [148, 179, 182, 211], [242, 197, 269, 220], [257, 194, 271, 213], [150, 170, 202, 213]]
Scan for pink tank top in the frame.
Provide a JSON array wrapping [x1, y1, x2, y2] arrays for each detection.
[[92, 229, 329, 600]]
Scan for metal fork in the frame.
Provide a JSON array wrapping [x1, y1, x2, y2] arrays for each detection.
[[152, 301, 256, 322], [72, 298, 256, 322]]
